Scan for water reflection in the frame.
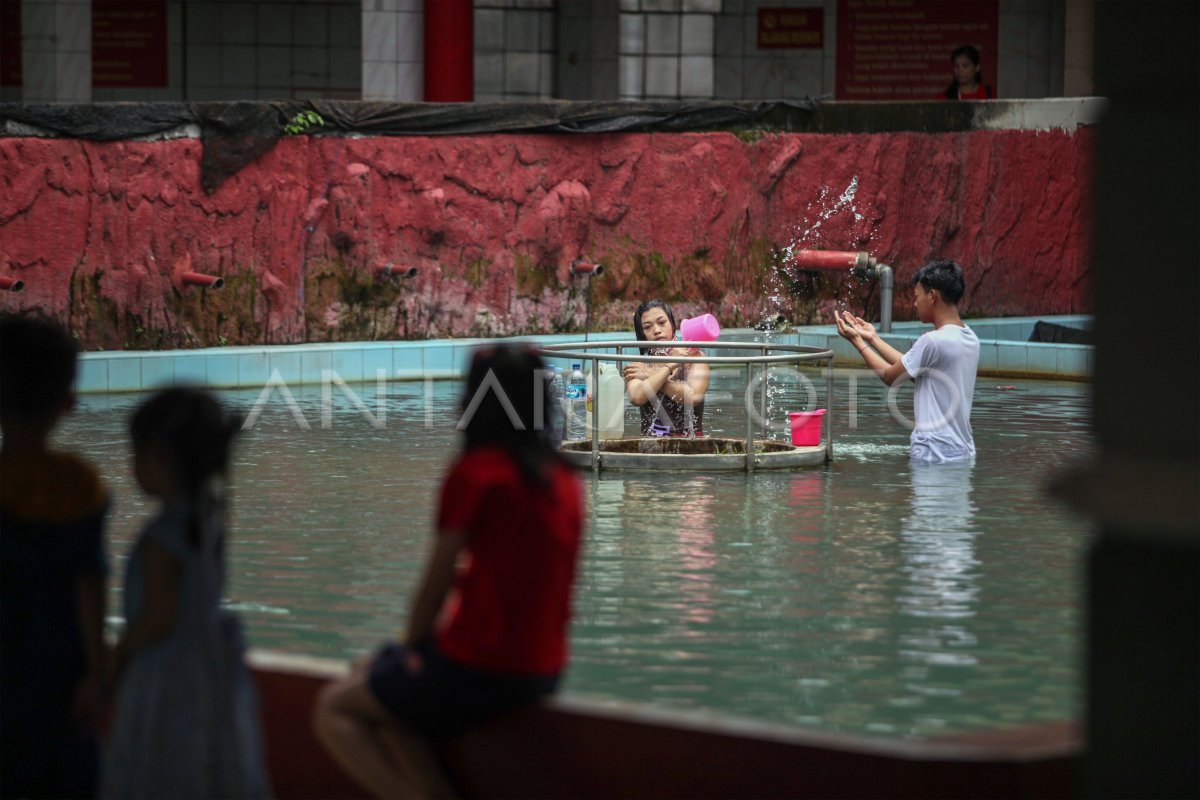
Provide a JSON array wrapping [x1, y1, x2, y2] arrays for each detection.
[[896, 461, 981, 726]]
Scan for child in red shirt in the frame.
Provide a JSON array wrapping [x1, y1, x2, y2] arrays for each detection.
[[315, 343, 583, 799]]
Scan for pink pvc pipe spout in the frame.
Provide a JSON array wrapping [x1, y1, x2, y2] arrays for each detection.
[[182, 271, 224, 289], [376, 264, 419, 280], [571, 260, 604, 277], [790, 249, 879, 278], [0, 276, 25, 292]]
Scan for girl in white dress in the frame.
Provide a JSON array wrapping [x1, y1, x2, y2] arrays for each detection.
[[103, 388, 269, 799]]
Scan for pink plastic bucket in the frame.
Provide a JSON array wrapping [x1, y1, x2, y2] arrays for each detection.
[[788, 409, 826, 446], [679, 314, 721, 342]]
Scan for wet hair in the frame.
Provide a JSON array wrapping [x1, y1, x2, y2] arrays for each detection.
[[912, 259, 966, 305], [946, 45, 984, 98], [131, 388, 241, 546], [0, 314, 79, 429], [458, 343, 568, 486], [633, 299, 676, 354]]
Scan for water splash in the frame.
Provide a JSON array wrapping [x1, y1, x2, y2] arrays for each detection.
[[756, 176, 870, 438]]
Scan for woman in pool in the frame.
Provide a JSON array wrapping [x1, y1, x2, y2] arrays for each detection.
[[623, 299, 710, 436]]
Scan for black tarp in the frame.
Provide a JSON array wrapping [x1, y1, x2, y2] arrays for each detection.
[[1029, 320, 1094, 344], [0, 99, 819, 193]]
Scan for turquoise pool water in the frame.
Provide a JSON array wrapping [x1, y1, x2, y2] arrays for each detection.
[[51, 368, 1093, 739]]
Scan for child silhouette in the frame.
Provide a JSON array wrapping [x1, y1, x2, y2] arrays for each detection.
[[1, 314, 109, 798], [102, 388, 269, 798]]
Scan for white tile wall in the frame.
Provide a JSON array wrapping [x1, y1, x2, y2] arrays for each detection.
[[645, 13, 679, 54], [680, 55, 713, 96], [644, 54, 677, 95]]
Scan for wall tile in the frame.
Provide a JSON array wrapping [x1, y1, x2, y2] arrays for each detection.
[[206, 354, 240, 388], [236, 350, 272, 388], [55, 52, 90, 101], [221, 3, 256, 45], [329, 3, 360, 47], [293, 47, 330, 88], [77, 358, 108, 394], [476, 9, 505, 49], [173, 355, 207, 386], [362, 347, 392, 379], [107, 357, 142, 392], [363, 10, 399, 61], [1027, 343, 1058, 374], [363, 61, 398, 99], [620, 13, 644, 54], [645, 55, 678, 96], [683, 0, 722, 11], [681, 14, 713, 55], [220, 45, 257, 86], [506, 10, 541, 51], [397, 11, 423, 60], [619, 54, 643, 96], [21, 2, 57, 44], [186, 44, 223, 87], [258, 46, 292, 86], [187, 2, 224, 45], [301, 350, 333, 384], [646, 13, 679, 54], [714, 15, 742, 56], [258, 3, 292, 46], [141, 355, 175, 390], [643, 0, 682, 10], [475, 53, 505, 94], [395, 60, 423, 101], [714, 55, 742, 97], [537, 52, 554, 96], [332, 348, 365, 383], [539, 10, 556, 51], [329, 46, 361, 88], [679, 55, 713, 96], [293, 3, 329, 47], [56, 1, 91, 53], [395, 346, 425, 377], [743, 56, 781, 98], [504, 51, 539, 94], [269, 352, 302, 385]]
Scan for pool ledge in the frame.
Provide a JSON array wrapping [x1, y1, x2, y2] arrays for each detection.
[[250, 649, 1081, 799], [75, 316, 1093, 394]]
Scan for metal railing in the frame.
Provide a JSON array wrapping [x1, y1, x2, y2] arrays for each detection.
[[539, 340, 835, 472]]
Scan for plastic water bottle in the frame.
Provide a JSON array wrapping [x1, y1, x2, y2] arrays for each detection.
[[566, 363, 587, 440], [544, 366, 566, 445]]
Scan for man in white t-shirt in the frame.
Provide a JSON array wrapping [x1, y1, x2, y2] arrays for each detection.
[[834, 259, 980, 463]]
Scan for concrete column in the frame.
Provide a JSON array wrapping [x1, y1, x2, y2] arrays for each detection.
[[423, 0, 472, 101], [1063, 0, 1094, 96], [1061, 1, 1199, 796], [20, 0, 90, 102]]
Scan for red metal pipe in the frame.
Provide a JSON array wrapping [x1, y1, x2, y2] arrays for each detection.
[[377, 264, 419, 279], [182, 271, 224, 289], [571, 261, 604, 277], [0, 276, 24, 292], [424, 0, 473, 102], [789, 250, 874, 272]]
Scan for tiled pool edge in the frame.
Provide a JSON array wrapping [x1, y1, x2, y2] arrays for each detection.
[[76, 316, 1094, 394]]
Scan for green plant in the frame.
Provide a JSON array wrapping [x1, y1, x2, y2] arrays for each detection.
[[284, 110, 325, 136]]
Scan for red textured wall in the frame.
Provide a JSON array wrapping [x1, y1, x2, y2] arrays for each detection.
[[0, 129, 1093, 349]]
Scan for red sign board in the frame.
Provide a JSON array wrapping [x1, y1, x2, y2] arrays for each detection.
[[1, 0, 20, 87], [758, 7, 824, 49], [93, 0, 168, 88], [835, 0, 998, 100]]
